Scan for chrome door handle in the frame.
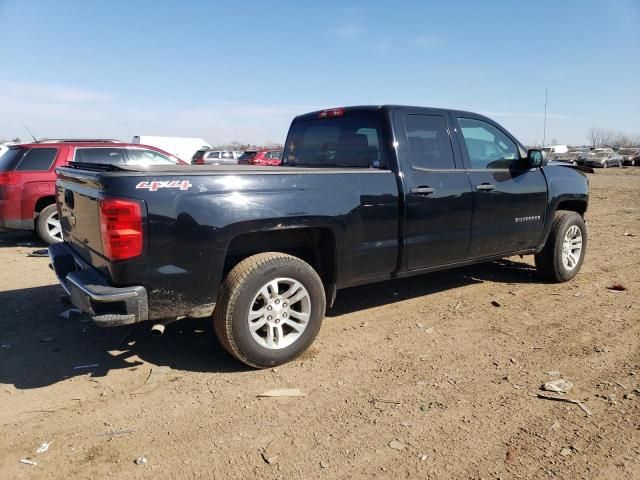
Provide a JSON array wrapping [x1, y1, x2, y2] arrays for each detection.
[[410, 186, 435, 195], [475, 183, 496, 191]]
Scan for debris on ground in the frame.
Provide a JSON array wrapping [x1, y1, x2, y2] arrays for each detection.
[[36, 441, 52, 453], [320, 461, 329, 468], [623, 232, 636, 236], [560, 448, 573, 457], [505, 447, 517, 465], [606, 283, 627, 292], [134, 456, 148, 465], [534, 392, 592, 416], [542, 379, 574, 394], [389, 440, 406, 451], [546, 370, 561, 376], [19, 459, 37, 465], [257, 388, 306, 398], [262, 452, 278, 465], [132, 366, 172, 395], [490, 299, 501, 307], [73, 363, 100, 370], [17, 242, 37, 247], [98, 429, 134, 437], [27, 249, 49, 257]]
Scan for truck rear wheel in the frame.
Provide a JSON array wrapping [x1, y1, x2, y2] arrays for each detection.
[[36, 204, 63, 244], [213, 252, 326, 368], [535, 211, 586, 282]]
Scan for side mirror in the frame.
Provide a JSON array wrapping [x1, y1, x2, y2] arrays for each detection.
[[527, 149, 545, 168]]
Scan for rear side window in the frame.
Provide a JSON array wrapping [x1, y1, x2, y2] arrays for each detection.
[[207, 151, 221, 159], [15, 148, 58, 171], [127, 148, 177, 165], [239, 151, 256, 161], [75, 148, 126, 165], [283, 114, 386, 168], [403, 115, 455, 170]]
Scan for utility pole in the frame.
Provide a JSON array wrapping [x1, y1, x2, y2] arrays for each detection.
[[542, 88, 548, 147]]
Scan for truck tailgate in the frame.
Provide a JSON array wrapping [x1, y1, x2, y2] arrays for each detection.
[[56, 170, 105, 262]]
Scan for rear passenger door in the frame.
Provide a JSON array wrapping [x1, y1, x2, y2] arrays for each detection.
[[394, 109, 473, 270], [453, 116, 547, 257]]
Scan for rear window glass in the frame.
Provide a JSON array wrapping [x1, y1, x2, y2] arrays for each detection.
[[0, 147, 28, 171], [75, 148, 126, 165], [283, 114, 386, 168], [15, 148, 58, 171]]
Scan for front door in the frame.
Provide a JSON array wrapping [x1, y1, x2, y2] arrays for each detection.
[[395, 111, 473, 270], [453, 116, 547, 258]]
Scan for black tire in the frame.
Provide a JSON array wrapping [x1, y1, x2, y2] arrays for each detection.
[[535, 211, 587, 283], [213, 252, 326, 368], [35, 204, 63, 245]]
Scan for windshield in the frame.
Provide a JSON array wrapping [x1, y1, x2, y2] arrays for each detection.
[[283, 113, 386, 168]]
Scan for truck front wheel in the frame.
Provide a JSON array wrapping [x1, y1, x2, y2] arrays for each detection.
[[213, 252, 326, 368], [535, 211, 587, 282]]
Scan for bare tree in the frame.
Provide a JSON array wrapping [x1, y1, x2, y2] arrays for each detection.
[[587, 127, 613, 147]]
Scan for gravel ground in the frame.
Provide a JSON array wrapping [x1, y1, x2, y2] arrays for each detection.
[[0, 168, 639, 479]]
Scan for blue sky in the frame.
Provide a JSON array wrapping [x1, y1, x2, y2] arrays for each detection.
[[0, 0, 638, 145]]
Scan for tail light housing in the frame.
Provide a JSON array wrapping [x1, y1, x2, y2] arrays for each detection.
[[318, 107, 345, 118], [99, 198, 143, 260], [194, 157, 205, 165], [0, 172, 21, 185]]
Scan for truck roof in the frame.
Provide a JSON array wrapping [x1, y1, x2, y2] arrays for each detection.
[[293, 105, 496, 122]]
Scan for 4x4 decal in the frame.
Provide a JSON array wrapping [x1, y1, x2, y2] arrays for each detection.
[[135, 180, 192, 192]]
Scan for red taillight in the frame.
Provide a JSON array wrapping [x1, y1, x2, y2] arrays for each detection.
[[0, 172, 21, 185], [99, 198, 143, 260], [318, 108, 345, 118], [195, 157, 205, 165]]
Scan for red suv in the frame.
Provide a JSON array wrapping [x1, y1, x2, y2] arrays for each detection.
[[0, 140, 184, 244], [237, 149, 283, 166]]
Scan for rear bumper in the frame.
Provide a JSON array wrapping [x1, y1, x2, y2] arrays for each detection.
[[48, 242, 148, 326]]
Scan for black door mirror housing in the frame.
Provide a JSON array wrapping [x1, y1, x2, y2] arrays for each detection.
[[527, 149, 545, 168]]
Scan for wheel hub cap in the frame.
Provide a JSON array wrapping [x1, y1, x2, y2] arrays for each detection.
[[247, 278, 311, 350], [561, 225, 583, 271]]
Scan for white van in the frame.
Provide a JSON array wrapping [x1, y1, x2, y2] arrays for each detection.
[[132, 136, 211, 163]]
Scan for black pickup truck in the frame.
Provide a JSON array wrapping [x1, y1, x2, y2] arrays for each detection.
[[50, 106, 589, 368]]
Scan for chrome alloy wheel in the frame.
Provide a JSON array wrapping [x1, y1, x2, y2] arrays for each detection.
[[46, 211, 62, 241], [247, 278, 311, 349], [561, 225, 583, 271]]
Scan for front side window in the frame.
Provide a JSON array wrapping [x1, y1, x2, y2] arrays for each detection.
[[15, 148, 58, 171], [126, 148, 176, 165], [404, 115, 455, 170], [283, 114, 386, 168], [458, 118, 520, 169]]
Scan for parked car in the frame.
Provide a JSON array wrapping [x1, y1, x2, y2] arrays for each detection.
[[192, 150, 242, 165], [554, 148, 590, 166], [237, 149, 283, 166], [0, 140, 184, 244], [50, 105, 589, 368], [618, 148, 640, 166], [584, 151, 623, 168]]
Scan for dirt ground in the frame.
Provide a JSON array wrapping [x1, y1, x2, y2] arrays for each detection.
[[0, 168, 639, 479]]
